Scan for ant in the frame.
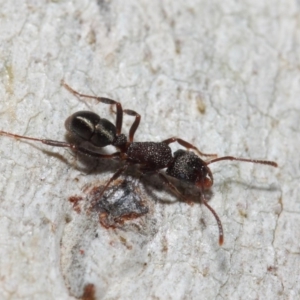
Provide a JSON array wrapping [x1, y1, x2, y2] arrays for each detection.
[[0, 81, 278, 245]]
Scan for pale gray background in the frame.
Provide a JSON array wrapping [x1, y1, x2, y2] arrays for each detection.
[[0, 0, 298, 299]]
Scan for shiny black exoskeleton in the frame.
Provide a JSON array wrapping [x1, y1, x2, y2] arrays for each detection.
[[65, 111, 127, 148], [0, 82, 278, 245]]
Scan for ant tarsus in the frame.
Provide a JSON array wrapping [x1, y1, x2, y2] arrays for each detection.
[[0, 82, 278, 245]]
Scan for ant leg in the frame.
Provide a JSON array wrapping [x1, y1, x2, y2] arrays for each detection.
[[62, 81, 123, 135], [207, 156, 278, 167], [0, 130, 121, 159], [158, 172, 223, 245], [157, 172, 193, 205], [123, 109, 141, 142], [96, 164, 129, 202], [162, 137, 217, 157]]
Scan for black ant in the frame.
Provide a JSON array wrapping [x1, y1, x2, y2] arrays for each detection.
[[0, 81, 278, 245]]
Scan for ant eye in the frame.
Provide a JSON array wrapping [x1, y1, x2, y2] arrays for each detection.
[[0, 82, 277, 249], [166, 150, 207, 184]]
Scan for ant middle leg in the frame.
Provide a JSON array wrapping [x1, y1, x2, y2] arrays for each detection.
[[62, 81, 124, 135], [92, 163, 130, 206], [162, 137, 217, 157]]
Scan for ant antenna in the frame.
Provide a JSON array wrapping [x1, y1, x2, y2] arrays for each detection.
[[202, 155, 277, 245], [207, 156, 278, 167], [200, 192, 224, 246]]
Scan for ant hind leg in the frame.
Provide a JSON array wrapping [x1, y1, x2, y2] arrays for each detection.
[[62, 81, 124, 135], [123, 109, 141, 142], [0, 130, 121, 159]]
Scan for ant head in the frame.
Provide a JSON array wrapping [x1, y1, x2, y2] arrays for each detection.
[[166, 149, 213, 189], [65, 111, 117, 147], [195, 170, 213, 189]]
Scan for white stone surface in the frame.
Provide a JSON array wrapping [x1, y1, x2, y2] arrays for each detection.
[[0, 0, 297, 299]]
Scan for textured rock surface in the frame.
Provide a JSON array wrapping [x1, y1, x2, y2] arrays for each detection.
[[0, 0, 297, 299]]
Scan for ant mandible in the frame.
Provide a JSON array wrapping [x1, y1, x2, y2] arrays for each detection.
[[0, 81, 278, 245]]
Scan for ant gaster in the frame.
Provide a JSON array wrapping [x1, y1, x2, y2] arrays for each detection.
[[0, 81, 278, 245]]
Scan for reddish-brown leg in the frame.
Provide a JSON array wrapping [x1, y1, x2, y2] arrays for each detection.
[[157, 172, 194, 205], [162, 137, 217, 157], [62, 81, 124, 135], [93, 164, 129, 204], [0, 130, 121, 159], [123, 109, 141, 142]]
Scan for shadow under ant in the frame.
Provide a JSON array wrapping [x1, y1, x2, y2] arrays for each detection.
[[0, 81, 278, 246]]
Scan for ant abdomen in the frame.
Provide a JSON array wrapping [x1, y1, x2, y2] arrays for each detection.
[[0, 81, 277, 246], [65, 111, 117, 147]]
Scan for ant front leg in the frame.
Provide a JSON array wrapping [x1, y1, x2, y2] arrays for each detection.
[[162, 137, 217, 157], [0, 130, 121, 159], [62, 81, 124, 135], [156, 172, 194, 206]]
